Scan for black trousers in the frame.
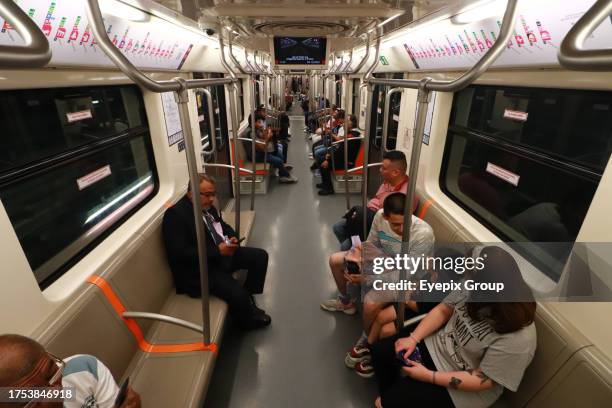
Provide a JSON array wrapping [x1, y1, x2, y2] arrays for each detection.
[[371, 327, 454, 408], [208, 247, 268, 324]]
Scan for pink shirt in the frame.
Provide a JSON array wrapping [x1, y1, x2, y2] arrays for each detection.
[[367, 177, 413, 211]]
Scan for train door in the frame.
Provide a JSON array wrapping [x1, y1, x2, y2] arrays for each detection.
[[194, 72, 233, 208], [367, 72, 403, 193]]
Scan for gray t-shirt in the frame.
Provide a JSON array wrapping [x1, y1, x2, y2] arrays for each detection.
[[424, 291, 537, 408]]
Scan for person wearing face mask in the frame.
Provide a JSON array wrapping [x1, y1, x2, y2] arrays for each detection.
[[0, 334, 140, 408], [162, 174, 271, 330]]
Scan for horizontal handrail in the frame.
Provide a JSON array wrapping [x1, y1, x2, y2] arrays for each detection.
[[85, 0, 234, 92], [204, 163, 254, 174], [347, 162, 383, 173], [558, 0, 612, 70], [331, 137, 364, 147], [237, 137, 267, 146], [0, 1, 51, 67], [122, 312, 203, 334], [366, 0, 518, 92]]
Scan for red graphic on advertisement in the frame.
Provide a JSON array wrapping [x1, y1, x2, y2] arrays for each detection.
[[54, 17, 67, 41], [41, 2, 57, 37], [68, 16, 81, 42]]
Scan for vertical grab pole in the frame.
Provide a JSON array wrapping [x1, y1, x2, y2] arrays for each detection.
[[360, 82, 374, 240], [250, 75, 257, 210], [343, 74, 351, 210], [361, 30, 381, 240], [219, 27, 242, 237], [395, 78, 432, 331], [201, 88, 217, 163], [175, 81, 212, 344]]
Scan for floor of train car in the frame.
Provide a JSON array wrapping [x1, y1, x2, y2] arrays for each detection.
[[204, 107, 378, 407]]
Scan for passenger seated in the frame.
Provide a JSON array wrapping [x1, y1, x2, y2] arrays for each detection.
[[162, 174, 272, 330], [317, 114, 361, 195], [312, 110, 345, 167], [252, 119, 297, 183], [346, 248, 464, 378], [333, 150, 417, 250], [370, 247, 537, 408], [0, 334, 140, 408], [320, 192, 434, 317]]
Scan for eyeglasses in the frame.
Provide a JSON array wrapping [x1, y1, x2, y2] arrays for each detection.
[[22, 353, 65, 408], [199, 191, 216, 198]]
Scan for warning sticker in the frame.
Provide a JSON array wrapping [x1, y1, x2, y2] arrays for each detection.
[[486, 162, 520, 186], [67, 109, 93, 123], [503, 109, 528, 122], [77, 165, 112, 190]]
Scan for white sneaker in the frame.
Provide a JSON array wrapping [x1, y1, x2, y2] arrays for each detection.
[[308, 154, 314, 159], [279, 175, 298, 183], [320, 298, 357, 315], [284, 164, 294, 171]]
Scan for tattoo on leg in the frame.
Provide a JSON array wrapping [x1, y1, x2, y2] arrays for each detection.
[[449, 377, 462, 389]]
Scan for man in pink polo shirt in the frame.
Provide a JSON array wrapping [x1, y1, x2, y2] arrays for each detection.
[[333, 150, 417, 250]]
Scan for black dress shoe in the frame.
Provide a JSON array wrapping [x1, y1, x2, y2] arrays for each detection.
[[318, 189, 334, 196], [310, 163, 318, 170], [241, 313, 272, 330]]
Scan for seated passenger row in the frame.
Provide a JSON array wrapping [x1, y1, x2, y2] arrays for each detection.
[[319, 178, 537, 408]]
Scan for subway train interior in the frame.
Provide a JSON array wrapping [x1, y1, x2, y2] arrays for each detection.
[[0, 0, 612, 407]]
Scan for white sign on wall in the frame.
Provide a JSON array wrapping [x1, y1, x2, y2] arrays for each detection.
[[0, 0, 199, 70], [161, 92, 183, 146], [402, 0, 612, 70]]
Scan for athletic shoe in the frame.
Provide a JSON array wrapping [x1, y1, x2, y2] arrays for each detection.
[[308, 154, 314, 159], [345, 345, 371, 368], [279, 175, 298, 183], [354, 361, 375, 378], [320, 298, 357, 315], [314, 169, 321, 178], [284, 164, 294, 171]]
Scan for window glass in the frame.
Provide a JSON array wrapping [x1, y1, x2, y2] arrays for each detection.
[[0, 86, 146, 173], [451, 86, 612, 173], [352, 79, 360, 117], [0, 85, 156, 287], [442, 85, 606, 280]]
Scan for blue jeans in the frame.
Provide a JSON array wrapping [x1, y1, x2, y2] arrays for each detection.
[[314, 145, 328, 163], [256, 151, 289, 178], [332, 219, 352, 251]]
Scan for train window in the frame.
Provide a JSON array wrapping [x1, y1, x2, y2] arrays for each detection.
[[238, 79, 245, 121], [441, 85, 608, 280], [369, 73, 403, 149], [0, 85, 157, 288], [351, 79, 360, 116], [196, 92, 214, 163]]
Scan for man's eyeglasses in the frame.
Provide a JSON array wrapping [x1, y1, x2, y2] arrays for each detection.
[[22, 353, 65, 407], [199, 191, 216, 198]]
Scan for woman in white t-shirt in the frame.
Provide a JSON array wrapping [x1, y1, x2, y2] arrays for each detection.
[[371, 246, 537, 408]]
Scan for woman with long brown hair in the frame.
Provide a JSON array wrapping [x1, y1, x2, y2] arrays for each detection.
[[370, 246, 537, 408]]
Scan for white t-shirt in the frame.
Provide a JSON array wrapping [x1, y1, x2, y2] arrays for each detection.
[[62, 355, 119, 408]]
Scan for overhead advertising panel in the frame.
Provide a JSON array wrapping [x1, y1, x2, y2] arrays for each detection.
[[402, 0, 612, 70], [0, 0, 203, 70]]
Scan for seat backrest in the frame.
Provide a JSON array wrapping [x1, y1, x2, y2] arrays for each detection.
[[34, 212, 175, 380]]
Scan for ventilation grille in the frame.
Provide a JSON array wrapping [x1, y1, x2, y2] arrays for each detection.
[[252, 21, 350, 36]]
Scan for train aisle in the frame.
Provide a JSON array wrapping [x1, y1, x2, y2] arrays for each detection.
[[204, 107, 377, 407]]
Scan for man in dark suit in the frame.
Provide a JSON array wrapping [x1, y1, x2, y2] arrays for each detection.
[[162, 174, 271, 330]]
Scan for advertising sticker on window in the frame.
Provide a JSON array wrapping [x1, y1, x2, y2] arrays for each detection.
[[486, 162, 520, 186], [77, 165, 112, 190]]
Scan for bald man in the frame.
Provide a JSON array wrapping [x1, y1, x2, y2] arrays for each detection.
[[0, 334, 139, 408]]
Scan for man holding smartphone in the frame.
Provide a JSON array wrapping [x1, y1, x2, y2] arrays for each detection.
[[163, 174, 271, 330]]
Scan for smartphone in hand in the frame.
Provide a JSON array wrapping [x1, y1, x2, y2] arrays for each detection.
[[115, 377, 129, 407]]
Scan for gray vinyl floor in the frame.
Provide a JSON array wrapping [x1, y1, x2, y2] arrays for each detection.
[[204, 107, 378, 407]]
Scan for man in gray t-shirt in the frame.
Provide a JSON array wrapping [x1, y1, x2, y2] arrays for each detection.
[[425, 291, 537, 408]]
